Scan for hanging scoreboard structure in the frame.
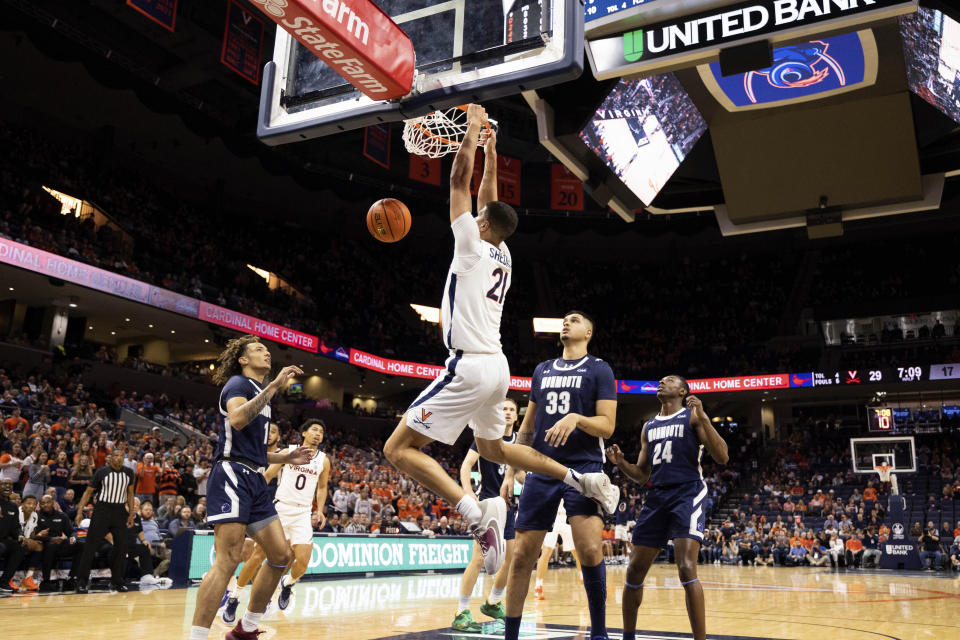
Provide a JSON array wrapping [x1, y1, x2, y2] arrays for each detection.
[[585, 0, 918, 80]]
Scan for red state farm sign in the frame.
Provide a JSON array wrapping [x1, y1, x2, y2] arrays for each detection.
[[250, 0, 414, 99]]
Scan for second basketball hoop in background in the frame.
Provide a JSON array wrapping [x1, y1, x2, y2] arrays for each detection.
[[367, 198, 411, 243]]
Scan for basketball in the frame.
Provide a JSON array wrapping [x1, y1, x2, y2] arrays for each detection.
[[366, 198, 411, 243]]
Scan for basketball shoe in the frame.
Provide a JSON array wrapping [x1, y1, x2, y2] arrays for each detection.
[[579, 473, 620, 515], [225, 624, 263, 639], [533, 585, 544, 600], [473, 497, 507, 574], [452, 609, 483, 632]]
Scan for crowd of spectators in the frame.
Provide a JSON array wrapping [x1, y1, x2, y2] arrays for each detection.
[[698, 425, 960, 572]]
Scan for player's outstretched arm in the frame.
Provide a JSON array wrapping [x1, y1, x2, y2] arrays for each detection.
[[268, 446, 315, 465], [264, 462, 283, 482], [606, 437, 651, 486], [226, 365, 302, 430], [686, 395, 729, 464], [449, 104, 486, 224], [477, 130, 498, 213]]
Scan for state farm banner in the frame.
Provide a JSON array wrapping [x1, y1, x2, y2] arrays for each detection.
[[349, 348, 532, 391], [222, 0, 265, 85], [687, 373, 791, 393], [199, 302, 318, 353], [0, 238, 151, 304], [127, 0, 177, 32], [248, 0, 415, 99]]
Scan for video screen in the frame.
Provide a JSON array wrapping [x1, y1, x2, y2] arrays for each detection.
[[901, 7, 960, 124], [942, 405, 960, 418], [892, 408, 911, 423], [580, 73, 707, 206]]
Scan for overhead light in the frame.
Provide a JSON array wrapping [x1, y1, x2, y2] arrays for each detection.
[[204, 339, 209, 343], [410, 303, 440, 324], [209, 363, 215, 371], [110, 331, 116, 335], [359, 384, 363, 388], [7, 287, 12, 291], [170, 330, 176, 334], [533, 317, 563, 333], [400, 383, 404, 386], [148, 324, 154, 328], [328, 372, 332, 376], [125, 318, 130, 322], [314, 368, 318, 372], [381, 381, 385, 384], [68, 303, 78, 308], [88, 326, 93, 330]]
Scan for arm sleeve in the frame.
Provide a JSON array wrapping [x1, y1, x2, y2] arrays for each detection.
[[451, 213, 483, 271], [595, 361, 617, 401]]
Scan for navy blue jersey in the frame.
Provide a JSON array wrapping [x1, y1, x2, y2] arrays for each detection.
[[530, 355, 617, 465], [642, 408, 703, 487], [470, 432, 517, 500], [214, 375, 271, 467]]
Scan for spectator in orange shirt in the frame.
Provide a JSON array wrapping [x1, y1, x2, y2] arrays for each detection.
[[863, 485, 878, 502], [3, 407, 29, 435], [136, 453, 161, 504], [845, 531, 865, 568]]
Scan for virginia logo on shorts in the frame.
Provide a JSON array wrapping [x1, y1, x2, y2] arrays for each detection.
[[411, 408, 433, 429]]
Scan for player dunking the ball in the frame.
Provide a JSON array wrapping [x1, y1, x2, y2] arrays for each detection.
[[189, 335, 313, 640], [384, 104, 619, 575], [606, 376, 729, 640], [504, 311, 618, 640]]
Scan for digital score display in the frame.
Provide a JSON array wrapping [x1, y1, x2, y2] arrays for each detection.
[[584, 0, 653, 24], [813, 367, 928, 386], [869, 407, 893, 431]]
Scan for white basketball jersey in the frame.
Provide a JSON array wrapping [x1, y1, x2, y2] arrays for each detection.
[[441, 213, 512, 354], [275, 445, 326, 509]]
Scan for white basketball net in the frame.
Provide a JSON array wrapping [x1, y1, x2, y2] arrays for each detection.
[[876, 464, 893, 482], [402, 107, 497, 158]]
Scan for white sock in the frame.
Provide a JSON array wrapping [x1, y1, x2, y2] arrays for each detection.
[[226, 575, 238, 595], [241, 611, 263, 632], [562, 469, 582, 491], [456, 495, 482, 528], [458, 595, 471, 612], [25, 569, 33, 579], [488, 586, 505, 605], [535, 578, 543, 588], [189, 626, 209, 640], [283, 574, 296, 587], [236, 584, 249, 599]]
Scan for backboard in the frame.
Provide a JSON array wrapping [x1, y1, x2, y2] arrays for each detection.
[[258, 0, 584, 145], [850, 436, 916, 475]]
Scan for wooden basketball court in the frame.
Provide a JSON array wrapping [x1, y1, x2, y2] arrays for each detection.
[[2, 564, 956, 639]]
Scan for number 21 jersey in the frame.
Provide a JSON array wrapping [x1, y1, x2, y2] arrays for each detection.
[[442, 213, 512, 354]]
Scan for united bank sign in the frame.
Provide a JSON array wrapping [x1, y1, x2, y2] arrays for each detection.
[[588, 0, 915, 78]]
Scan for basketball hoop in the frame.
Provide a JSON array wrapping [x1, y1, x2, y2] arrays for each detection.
[[402, 106, 498, 158]]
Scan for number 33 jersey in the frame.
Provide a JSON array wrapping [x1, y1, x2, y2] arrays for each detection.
[[529, 355, 616, 465], [642, 408, 704, 487], [275, 446, 326, 509]]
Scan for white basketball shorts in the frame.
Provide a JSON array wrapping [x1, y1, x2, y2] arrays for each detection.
[[405, 351, 510, 446], [275, 500, 313, 546], [542, 511, 576, 552]]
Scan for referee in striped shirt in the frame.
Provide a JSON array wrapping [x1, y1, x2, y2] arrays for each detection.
[[73, 447, 136, 593]]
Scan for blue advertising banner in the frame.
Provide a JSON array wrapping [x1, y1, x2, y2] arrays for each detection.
[[126, 0, 177, 32], [363, 123, 392, 169], [221, 0, 265, 85]]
